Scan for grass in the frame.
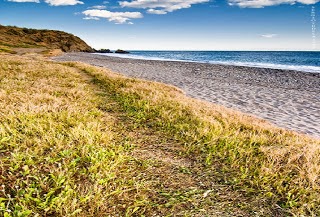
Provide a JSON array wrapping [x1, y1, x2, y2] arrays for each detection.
[[0, 41, 41, 49], [0, 46, 17, 54], [0, 53, 320, 216], [0, 25, 93, 52]]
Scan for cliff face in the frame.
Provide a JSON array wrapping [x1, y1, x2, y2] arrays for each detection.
[[0, 25, 94, 52]]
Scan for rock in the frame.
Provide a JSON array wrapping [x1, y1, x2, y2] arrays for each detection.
[[95, 49, 112, 53], [115, 49, 130, 54]]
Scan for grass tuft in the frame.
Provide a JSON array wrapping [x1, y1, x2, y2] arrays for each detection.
[[0, 46, 17, 54]]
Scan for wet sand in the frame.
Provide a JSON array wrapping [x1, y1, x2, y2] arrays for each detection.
[[53, 53, 320, 138]]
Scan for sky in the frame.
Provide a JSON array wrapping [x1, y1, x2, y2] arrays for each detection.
[[0, 0, 319, 51]]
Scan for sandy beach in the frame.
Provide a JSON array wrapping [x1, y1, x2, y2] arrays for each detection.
[[53, 53, 320, 138]]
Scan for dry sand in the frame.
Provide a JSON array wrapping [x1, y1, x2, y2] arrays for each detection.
[[53, 53, 320, 138]]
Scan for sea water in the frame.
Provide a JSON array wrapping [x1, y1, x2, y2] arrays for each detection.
[[97, 51, 320, 73]]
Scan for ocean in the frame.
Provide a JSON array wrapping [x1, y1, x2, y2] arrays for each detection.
[[97, 51, 320, 73]]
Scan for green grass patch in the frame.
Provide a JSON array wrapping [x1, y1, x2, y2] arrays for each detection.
[[0, 47, 17, 54]]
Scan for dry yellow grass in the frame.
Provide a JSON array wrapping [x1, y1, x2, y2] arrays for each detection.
[[0, 53, 319, 216]]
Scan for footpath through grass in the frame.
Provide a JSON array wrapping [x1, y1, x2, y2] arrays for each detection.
[[0, 54, 320, 216]]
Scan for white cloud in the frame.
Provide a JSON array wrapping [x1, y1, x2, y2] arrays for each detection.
[[7, 0, 39, 2], [83, 17, 100, 20], [147, 9, 167, 14], [8, 0, 83, 5], [228, 0, 320, 8], [119, 0, 210, 14], [261, 34, 278, 38], [44, 0, 83, 6], [82, 9, 143, 24], [89, 5, 107, 9]]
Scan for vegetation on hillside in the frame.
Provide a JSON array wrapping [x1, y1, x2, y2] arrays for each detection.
[[0, 25, 94, 53], [0, 53, 319, 216]]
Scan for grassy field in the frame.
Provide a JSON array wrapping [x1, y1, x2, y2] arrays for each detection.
[[0, 53, 320, 216]]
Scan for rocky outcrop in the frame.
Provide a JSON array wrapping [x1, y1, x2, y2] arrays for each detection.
[[115, 49, 130, 54], [0, 25, 94, 52], [95, 49, 113, 53]]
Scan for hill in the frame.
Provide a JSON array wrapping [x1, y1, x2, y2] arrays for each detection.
[[0, 25, 94, 53]]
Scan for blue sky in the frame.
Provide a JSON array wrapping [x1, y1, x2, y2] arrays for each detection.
[[0, 0, 319, 50]]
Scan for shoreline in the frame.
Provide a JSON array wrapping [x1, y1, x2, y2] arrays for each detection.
[[53, 52, 320, 138], [92, 52, 320, 74]]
